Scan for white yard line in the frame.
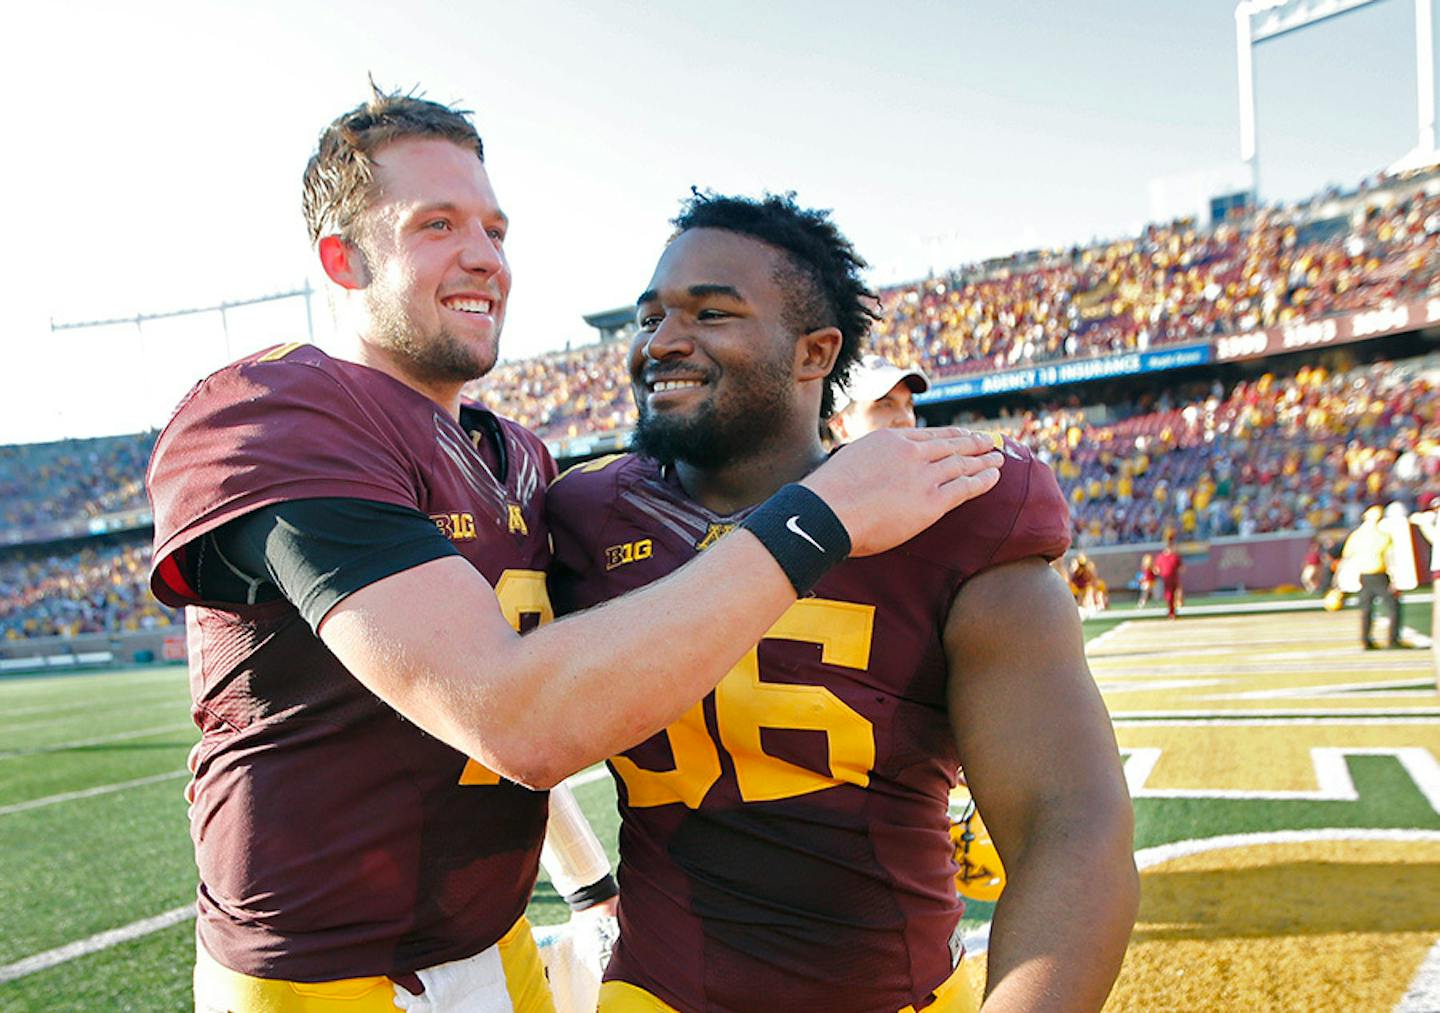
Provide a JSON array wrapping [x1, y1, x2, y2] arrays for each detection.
[[0, 668, 185, 700], [1109, 707, 1440, 719], [1, 700, 190, 735], [1132, 827, 1440, 869], [0, 690, 187, 722], [1396, 938, 1440, 1013], [1087, 592, 1434, 623], [0, 763, 614, 983], [1112, 715, 1440, 727], [1119, 746, 1440, 813], [1083, 620, 1130, 651], [0, 723, 194, 761], [0, 770, 188, 817], [0, 906, 194, 984]]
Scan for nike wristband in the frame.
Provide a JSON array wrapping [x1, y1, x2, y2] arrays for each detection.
[[740, 483, 852, 596]]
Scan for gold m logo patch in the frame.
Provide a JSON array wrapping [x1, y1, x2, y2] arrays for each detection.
[[696, 523, 735, 552], [507, 504, 528, 535]]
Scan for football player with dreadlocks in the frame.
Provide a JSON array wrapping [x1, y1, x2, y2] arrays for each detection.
[[549, 192, 1138, 1013]]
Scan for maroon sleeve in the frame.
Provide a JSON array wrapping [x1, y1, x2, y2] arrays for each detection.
[[904, 434, 1071, 581], [147, 353, 425, 606], [545, 454, 630, 615]]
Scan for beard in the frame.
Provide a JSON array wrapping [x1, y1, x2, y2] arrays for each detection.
[[369, 299, 497, 384], [363, 269, 498, 385], [632, 356, 793, 469]]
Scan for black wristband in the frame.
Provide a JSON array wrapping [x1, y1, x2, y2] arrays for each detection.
[[563, 874, 619, 912], [740, 483, 852, 595]]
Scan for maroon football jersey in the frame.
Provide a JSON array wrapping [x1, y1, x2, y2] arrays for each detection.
[[548, 439, 1071, 1013], [1154, 549, 1182, 582], [147, 343, 556, 982]]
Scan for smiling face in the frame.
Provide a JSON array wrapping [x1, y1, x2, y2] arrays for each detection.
[[630, 229, 806, 469], [348, 137, 511, 386], [833, 382, 917, 441]]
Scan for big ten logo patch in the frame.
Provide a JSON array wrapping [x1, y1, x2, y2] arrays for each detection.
[[606, 538, 653, 570], [431, 511, 478, 542]]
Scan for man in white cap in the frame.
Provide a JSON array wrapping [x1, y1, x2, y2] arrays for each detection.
[[828, 352, 930, 442]]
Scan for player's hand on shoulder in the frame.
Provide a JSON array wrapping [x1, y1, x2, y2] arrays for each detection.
[[803, 427, 1002, 557]]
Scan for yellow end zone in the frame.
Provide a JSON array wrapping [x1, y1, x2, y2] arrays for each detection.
[[1105, 831, 1440, 1013], [1084, 610, 1440, 806]]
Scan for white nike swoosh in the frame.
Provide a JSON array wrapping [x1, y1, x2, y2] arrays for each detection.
[[786, 515, 825, 552]]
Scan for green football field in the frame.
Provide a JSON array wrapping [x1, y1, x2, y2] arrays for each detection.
[[1, 595, 1436, 1011]]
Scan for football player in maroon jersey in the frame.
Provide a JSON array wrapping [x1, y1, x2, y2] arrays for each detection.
[[147, 87, 1006, 1012], [1154, 534, 1185, 619], [549, 193, 1138, 1013]]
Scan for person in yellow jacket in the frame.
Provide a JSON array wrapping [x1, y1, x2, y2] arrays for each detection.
[[1340, 505, 1402, 650], [1409, 495, 1440, 690]]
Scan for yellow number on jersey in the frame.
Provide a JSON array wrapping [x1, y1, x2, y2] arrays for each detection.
[[459, 569, 554, 786], [616, 597, 877, 809], [718, 598, 875, 802], [608, 700, 722, 808]]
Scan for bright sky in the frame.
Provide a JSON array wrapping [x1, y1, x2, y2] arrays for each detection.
[[3, 0, 1429, 444]]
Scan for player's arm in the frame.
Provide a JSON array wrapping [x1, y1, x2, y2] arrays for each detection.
[[321, 426, 1003, 789], [944, 557, 1137, 1012]]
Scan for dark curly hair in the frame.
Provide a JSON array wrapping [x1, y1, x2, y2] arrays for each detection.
[[303, 80, 484, 245], [672, 191, 878, 419]]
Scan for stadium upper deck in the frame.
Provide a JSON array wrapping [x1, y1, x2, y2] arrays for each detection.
[[1, 169, 1437, 638], [464, 167, 1440, 445]]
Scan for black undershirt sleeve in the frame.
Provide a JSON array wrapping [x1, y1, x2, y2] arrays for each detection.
[[193, 497, 461, 631]]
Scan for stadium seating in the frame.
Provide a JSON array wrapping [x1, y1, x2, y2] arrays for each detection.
[[988, 356, 1437, 547], [0, 432, 155, 530], [5, 171, 1439, 641], [462, 179, 1440, 441], [869, 187, 1439, 378], [0, 535, 177, 640]]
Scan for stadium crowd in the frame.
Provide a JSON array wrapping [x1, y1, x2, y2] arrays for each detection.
[[979, 356, 1439, 548], [7, 355, 1432, 638], [0, 431, 155, 530], [464, 179, 1440, 439], [465, 339, 632, 440], [5, 175, 1438, 641], [0, 535, 177, 640], [869, 186, 1438, 377]]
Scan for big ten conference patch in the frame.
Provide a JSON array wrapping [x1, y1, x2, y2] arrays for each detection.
[[432, 511, 478, 542], [605, 538, 653, 571]]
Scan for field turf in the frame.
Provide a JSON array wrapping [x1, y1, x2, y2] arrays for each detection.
[[1, 594, 1436, 1010]]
